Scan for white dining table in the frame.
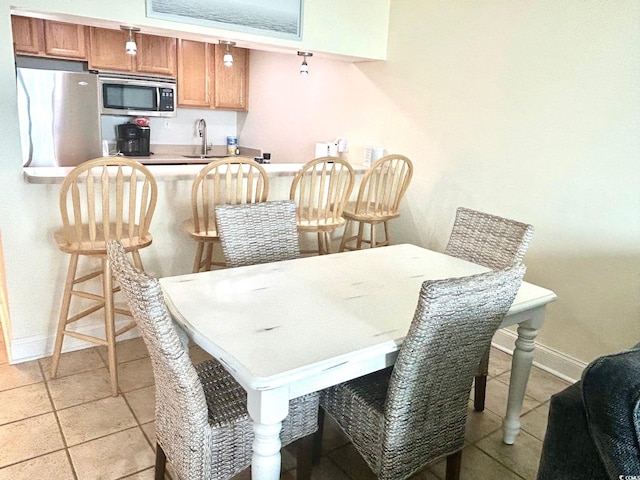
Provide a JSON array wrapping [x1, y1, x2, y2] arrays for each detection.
[[159, 243, 557, 480]]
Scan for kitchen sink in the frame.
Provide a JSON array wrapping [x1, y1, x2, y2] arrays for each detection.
[[182, 154, 226, 159]]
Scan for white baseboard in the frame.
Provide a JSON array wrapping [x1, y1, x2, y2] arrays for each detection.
[[9, 320, 141, 364], [492, 329, 587, 384]]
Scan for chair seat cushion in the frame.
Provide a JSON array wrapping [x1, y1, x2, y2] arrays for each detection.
[[196, 359, 254, 477], [196, 359, 320, 476], [321, 367, 392, 474]]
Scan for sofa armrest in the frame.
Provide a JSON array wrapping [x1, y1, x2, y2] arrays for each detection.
[[582, 345, 640, 478]]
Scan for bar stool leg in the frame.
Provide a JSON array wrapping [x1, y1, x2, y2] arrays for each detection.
[[316, 232, 324, 255], [192, 243, 204, 273], [370, 223, 377, 248], [323, 232, 332, 254], [102, 257, 118, 396], [383, 221, 391, 246], [130, 249, 144, 270], [356, 222, 365, 249], [339, 219, 352, 252], [204, 243, 214, 271], [51, 253, 79, 378]]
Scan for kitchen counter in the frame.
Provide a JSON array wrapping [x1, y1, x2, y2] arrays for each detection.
[[23, 158, 367, 184], [23, 143, 367, 184]]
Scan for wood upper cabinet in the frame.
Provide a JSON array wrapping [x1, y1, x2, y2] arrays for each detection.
[[177, 39, 212, 108], [212, 44, 249, 111], [89, 27, 176, 76], [43, 21, 87, 59], [11, 16, 44, 55], [12, 16, 87, 60], [135, 34, 176, 76], [177, 39, 249, 111], [88, 27, 133, 72]]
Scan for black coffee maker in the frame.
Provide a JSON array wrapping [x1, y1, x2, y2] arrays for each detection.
[[117, 124, 150, 156]]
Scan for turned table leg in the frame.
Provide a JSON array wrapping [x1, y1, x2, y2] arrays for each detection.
[[502, 310, 544, 444]]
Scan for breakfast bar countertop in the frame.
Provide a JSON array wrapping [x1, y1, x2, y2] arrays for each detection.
[[22, 143, 367, 184], [23, 161, 309, 184], [23, 158, 368, 184]]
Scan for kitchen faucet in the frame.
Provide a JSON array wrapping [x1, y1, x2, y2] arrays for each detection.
[[197, 118, 208, 156]]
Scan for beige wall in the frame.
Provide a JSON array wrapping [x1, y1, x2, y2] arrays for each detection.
[[240, 0, 640, 363]]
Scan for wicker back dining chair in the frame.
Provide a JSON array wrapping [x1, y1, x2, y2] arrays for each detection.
[[290, 157, 355, 255], [106, 240, 319, 480], [183, 157, 269, 272], [215, 200, 300, 267], [445, 206, 534, 411], [51, 157, 157, 396], [315, 264, 526, 480], [339, 154, 413, 251]]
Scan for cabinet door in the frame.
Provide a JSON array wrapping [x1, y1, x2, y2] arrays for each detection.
[[177, 39, 211, 108], [135, 34, 176, 76], [11, 16, 44, 55], [88, 27, 134, 72], [212, 45, 249, 111], [43, 21, 87, 59]]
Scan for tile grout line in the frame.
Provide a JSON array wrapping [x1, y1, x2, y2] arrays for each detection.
[[119, 381, 160, 479], [40, 356, 80, 480]]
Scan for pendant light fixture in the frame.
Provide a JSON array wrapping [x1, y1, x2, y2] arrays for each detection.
[[121, 25, 140, 55], [298, 51, 313, 75], [219, 40, 236, 67]]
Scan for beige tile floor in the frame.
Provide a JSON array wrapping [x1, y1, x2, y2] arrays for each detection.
[[0, 330, 570, 480]]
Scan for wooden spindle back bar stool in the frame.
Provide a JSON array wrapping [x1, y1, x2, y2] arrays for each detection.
[[50, 157, 157, 396]]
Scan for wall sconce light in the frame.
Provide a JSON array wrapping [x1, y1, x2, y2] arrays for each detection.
[[121, 26, 140, 55], [219, 40, 236, 67], [298, 51, 313, 75]]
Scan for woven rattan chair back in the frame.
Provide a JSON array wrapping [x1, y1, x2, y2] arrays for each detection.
[[51, 157, 157, 396], [339, 154, 413, 251], [318, 265, 525, 480], [57, 157, 157, 254], [444, 207, 534, 270], [185, 157, 269, 272], [108, 240, 319, 480], [444, 206, 534, 413], [107, 240, 211, 479], [289, 157, 355, 255], [215, 200, 300, 267], [382, 265, 525, 478]]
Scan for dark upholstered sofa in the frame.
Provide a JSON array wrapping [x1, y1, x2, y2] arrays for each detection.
[[537, 344, 640, 479]]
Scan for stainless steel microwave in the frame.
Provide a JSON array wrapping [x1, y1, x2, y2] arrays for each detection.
[[98, 73, 176, 117]]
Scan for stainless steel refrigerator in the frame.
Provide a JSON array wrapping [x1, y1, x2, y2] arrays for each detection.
[[16, 67, 102, 167]]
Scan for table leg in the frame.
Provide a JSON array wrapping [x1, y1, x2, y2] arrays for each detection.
[[502, 316, 541, 444], [252, 422, 283, 479], [246, 388, 289, 480]]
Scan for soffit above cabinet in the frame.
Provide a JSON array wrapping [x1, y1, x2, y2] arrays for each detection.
[[10, 1, 389, 62]]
